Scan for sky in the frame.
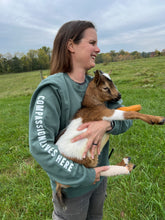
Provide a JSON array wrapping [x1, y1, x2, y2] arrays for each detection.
[[0, 0, 165, 56]]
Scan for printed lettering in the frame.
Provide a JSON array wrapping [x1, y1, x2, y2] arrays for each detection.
[[40, 143, 48, 148], [48, 147, 54, 154], [68, 163, 74, 172], [37, 128, 45, 132], [63, 161, 70, 170], [34, 94, 74, 173], [36, 100, 44, 105], [36, 105, 44, 111], [35, 116, 42, 121], [35, 112, 43, 116], [60, 157, 66, 166], [51, 149, 58, 157], [45, 145, 53, 152], [56, 155, 62, 163], [36, 124, 43, 129], [38, 96, 45, 100], [39, 140, 47, 145], [38, 135, 46, 142], [38, 131, 46, 136]]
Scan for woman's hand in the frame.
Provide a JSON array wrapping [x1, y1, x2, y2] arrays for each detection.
[[71, 120, 112, 159], [93, 166, 110, 184]]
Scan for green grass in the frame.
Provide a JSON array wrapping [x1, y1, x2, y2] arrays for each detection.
[[0, 57, 165, 219], [0, 70, 49, 98]]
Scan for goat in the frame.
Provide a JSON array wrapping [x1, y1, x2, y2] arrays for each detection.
[[55, 70, 165, 206]]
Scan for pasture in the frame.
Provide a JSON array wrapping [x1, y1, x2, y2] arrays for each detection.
[[0, 56, 165, 219]]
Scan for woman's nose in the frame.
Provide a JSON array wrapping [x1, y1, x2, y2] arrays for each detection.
[[95, 45, 100, 53]]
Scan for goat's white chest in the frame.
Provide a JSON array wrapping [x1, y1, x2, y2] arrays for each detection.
[[56, 118, 88, 160]]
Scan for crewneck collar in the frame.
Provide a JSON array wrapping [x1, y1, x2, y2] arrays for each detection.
[[66, 73, 86, 85], [67, 73, 86, 84]]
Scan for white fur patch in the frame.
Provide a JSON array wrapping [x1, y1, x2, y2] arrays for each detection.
[[56, 118, 88, 160], [103, 73, 111, 80], [100, 165, 130, 177], [102, 110, 125, 121]]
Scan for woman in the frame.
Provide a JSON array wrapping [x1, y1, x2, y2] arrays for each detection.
[[29, 20, 132, 220]]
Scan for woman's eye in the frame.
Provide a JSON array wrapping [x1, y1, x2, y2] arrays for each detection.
[[90, 41, 95, 45]]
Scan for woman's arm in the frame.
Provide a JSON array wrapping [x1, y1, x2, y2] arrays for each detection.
[[29, 86, 97, 187]]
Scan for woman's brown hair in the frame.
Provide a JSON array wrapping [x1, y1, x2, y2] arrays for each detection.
[[50, 20, 95, 75]]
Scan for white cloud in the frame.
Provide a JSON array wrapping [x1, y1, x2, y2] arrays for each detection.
[[99, 23, 165, 52], [0, 0, 165, 54]]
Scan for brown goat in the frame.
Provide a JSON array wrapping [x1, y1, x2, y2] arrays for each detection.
[[55, 70, 165, 206]]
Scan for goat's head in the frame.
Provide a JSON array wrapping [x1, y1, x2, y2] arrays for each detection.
[[82, 70, 121, 107], [92, 70, 121, 103]]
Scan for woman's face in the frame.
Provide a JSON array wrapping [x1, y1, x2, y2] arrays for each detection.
[[70, 28, 100, 71]]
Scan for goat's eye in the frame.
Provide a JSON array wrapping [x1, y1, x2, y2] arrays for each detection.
[[103, 87, 109, 91]]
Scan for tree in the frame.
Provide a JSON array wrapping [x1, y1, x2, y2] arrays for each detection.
[[102, 53, 112, 64], [0, 54, 3, 73], [95, 53, 103, 64], [161, 49, 165, 56], [27, 50, 39, 70], [109, 50, 116, 61], [10, 56, 23, 72], [141, 52, 149, 58], [38, 48, 50, 70], [154, 49, 161, 57], [21, 55, 31, 72], [118, 49, 126, 56], [131, 51, 141, 59]]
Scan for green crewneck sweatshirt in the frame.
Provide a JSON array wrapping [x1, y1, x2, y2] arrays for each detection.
[[29, 72, 132, 198]]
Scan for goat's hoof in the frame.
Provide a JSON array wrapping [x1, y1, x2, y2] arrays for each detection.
[[127, 163, 136, 172], [158, 118, 165, 125], [128, 157, 131, 162]]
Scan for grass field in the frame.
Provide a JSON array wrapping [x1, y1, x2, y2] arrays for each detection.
[[0, 57, 165, 219]]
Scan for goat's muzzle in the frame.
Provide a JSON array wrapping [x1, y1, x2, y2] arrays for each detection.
[[113, 93, 121, 102]]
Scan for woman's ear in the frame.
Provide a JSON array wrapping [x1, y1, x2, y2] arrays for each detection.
[[67, 39, 75, 53]]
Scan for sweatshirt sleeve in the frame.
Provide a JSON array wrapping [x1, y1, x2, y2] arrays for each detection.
[[106, 99, 133, 135], [29, 86, 95, 187]]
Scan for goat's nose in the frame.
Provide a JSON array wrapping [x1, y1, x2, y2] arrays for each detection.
[[118, 93, 121, 100]]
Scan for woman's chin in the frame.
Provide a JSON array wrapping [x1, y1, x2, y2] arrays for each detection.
[[90, 61, 96, 68]]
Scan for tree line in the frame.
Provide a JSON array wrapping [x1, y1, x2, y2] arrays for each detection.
[[96, 49, 165, 64], [0, 47, 165, 74], [0, 46, 51, 74]]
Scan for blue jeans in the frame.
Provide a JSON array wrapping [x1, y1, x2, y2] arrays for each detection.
[[52, 177, 107, 220]]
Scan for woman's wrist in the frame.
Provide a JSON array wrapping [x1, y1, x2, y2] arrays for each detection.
[[106, 121, 115, 131], [103, 120, 112, 131]]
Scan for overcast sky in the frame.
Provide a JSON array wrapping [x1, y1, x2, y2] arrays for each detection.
[[0, 0, 165, 55]]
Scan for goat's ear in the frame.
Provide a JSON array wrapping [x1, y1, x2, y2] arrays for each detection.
[[94, 70, 101, 86]]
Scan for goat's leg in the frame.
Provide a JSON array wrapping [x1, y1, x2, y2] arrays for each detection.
[[102, 109, 165, 125], [124, 111, 165, 125], [100, 157, 135, 177], [100, 165, 134, 177], [117, 157, 136, 172]]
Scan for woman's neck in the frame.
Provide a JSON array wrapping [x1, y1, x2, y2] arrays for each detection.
[[68, 70, 86, 84]]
